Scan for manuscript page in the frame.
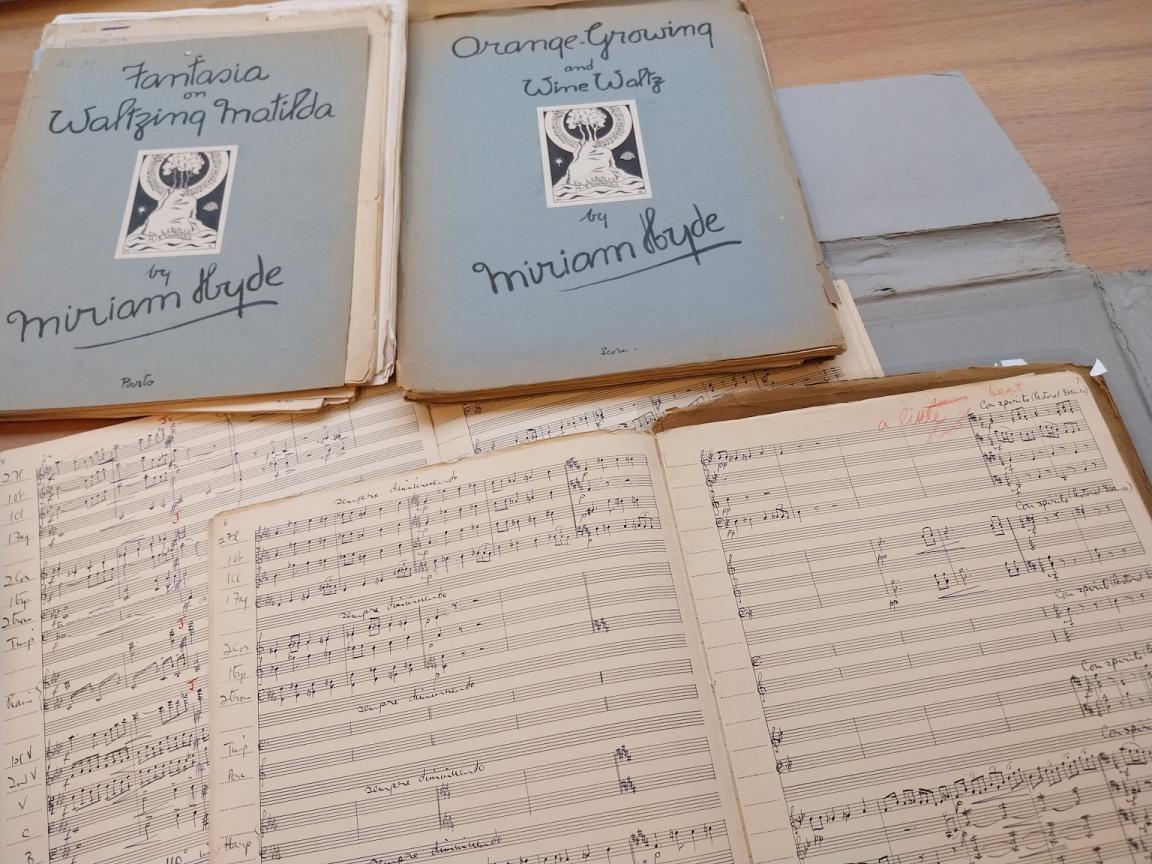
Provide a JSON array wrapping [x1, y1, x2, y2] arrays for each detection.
[[208, 433, 750, 864], [0, 387, 438, 864], [656, 370, 1152, 863]]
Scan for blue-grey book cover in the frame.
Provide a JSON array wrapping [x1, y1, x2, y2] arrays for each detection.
[[398, 0, 842, 398], [0, 29, 368, 411]]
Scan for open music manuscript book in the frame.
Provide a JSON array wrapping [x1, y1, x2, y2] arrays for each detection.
[[0, 295, 875, 864], [207, 368, 1152, 864]]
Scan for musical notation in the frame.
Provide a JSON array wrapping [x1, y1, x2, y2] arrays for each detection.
[[209, 435, 742, 864], [1, 387, 439, 864], [431, 364, 851, 461], [658, 371, 1152, 864]]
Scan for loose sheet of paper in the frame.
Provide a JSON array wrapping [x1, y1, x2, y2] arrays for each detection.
[[431, 281, 881, 460], [0, 387, 438, 864], [208, 434, 749, 864], [656, 371, 1152, 864]]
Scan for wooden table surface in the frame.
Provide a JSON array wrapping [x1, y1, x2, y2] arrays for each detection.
[[0, 0, 1150, 446]]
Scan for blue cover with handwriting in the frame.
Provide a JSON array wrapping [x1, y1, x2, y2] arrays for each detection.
[[398, 0, 842, 397], [0, 29, 368, 411]]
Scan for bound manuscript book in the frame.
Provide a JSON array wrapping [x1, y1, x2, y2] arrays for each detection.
[[0, 294, 876, 864], [397, 0, 843, 400], [194, 366, 1152, 864], [0, 1, 403, 417]]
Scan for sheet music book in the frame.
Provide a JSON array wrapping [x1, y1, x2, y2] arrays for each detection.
[[397, 0, 843, 400], [200, 367, 1152, 864], [0, 1, 401, 416]]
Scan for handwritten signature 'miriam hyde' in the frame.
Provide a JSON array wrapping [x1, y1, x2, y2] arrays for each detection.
[[472, 204, 742, 296], [6, 255, 283, 350]]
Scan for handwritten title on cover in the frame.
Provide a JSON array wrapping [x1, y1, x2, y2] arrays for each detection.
[[47, 56, 335, 140], [447, 15, 745, 298]]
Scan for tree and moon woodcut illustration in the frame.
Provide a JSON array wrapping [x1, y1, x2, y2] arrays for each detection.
[[539, 100, 650, 207]]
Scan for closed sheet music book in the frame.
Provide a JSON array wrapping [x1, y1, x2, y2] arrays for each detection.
[[0, 8, 396, 415], [187, 365, 1149, 864], [397, 0, 843, 400]]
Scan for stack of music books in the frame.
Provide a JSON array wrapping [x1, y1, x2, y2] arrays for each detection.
[[0, 0, 843, 416], [7, 3, 1151, 864], [396, 0, 842, 399], [0, 0, 407, 418]]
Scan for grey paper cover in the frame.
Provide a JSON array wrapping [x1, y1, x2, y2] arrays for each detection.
[[398, 0, 841, 397], [0, 29, 368, 411]]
